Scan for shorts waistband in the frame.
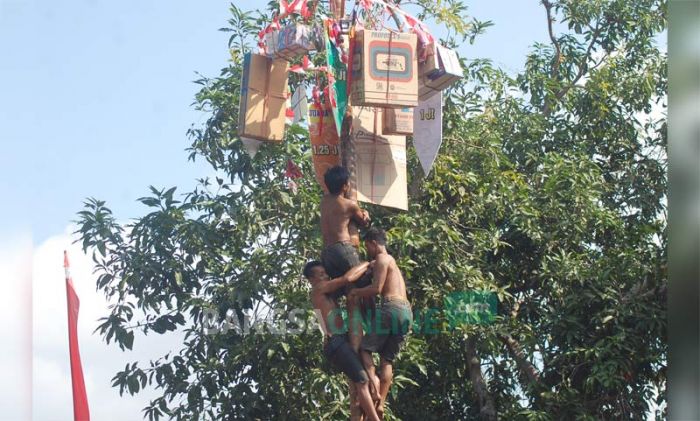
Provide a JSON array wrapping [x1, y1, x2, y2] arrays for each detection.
[[323, 240, 354, 250], [381, 296, 410, 305]]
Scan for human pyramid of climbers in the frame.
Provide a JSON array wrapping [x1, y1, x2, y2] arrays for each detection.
[[238, 0, 463, 418], [305, 165, 410, 420]]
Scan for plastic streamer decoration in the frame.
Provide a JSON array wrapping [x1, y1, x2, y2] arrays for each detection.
[[324, 19, 349, 137]]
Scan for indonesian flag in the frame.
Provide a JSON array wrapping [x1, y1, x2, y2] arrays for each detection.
[[64, 251, 90, 421]]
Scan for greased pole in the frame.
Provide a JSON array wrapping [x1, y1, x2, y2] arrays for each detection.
[[341, 6, 360, 247]]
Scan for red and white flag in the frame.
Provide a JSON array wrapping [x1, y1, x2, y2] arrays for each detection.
[[64, 251, 90, 421]]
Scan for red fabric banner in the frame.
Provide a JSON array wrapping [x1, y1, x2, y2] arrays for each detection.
[[64, 251, 90, 421]]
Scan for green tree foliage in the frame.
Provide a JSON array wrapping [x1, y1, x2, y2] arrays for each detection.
[[76, 1, 667, 419]]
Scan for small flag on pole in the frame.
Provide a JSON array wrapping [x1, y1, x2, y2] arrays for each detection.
[[64, 251, 90, 421]]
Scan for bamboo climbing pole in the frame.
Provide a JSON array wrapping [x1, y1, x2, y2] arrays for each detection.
[[340, 110, 361, 246]]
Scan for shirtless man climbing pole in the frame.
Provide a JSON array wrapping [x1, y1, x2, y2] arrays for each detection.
[[320, 165, 375, 419], [320, 165, 372, 352], [349, 227, 413, 419], [304, 261, 381, 421]]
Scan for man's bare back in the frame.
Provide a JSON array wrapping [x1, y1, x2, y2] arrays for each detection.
[[320, 194, 369, 246]]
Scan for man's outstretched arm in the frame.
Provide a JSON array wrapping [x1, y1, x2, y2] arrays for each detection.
[[344, 261, 371, 283], [349, 257, 388, 298], [314, 262, 370, 295]]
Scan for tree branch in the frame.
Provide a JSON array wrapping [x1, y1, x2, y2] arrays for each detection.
[[408, 165, 424, 197], [542, 5, 607, 116], [621, 274, 667, 305], [499, 333, 541, 388], [466, 336, 498, 421], [541, 0, 562, 117], [551, 23, 604, 104], [571, 23, 602, 86]]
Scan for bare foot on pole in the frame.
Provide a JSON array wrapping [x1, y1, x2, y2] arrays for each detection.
[[376, 399, 385, 420]]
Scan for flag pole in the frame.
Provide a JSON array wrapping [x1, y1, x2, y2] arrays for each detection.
[[64, 251, 90, 421]]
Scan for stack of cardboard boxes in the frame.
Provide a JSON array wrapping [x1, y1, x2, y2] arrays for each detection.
[[238, 24, 463, 210], [346, 31, 415, 209]]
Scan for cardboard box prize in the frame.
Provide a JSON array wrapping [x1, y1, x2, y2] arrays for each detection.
[[419, 44, 464, 99], [351, 30, 418, 108], [383, 107, 413, 135], [238, 53, 289, 142], [276, 23, 315, 60], [308, 102, 341, 192], [350, 106, 408, 210]]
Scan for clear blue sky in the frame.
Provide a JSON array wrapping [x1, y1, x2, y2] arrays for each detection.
[[1, 0, 549, 244]]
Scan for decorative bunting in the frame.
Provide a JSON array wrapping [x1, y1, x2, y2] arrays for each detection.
[[324, 20, 348, 136]]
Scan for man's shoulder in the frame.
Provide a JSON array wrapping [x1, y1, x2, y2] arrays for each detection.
[[321, 194, 347, 207], [321, 196, 357, 216], [375, 253, 394, 266], [310, 285, 327, 301], [334, 195, 349, 203]]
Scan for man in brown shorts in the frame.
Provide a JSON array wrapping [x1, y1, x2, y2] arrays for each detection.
[[349, 227, 412, 419]]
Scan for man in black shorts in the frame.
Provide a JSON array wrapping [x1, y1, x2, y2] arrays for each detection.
[[304, 261, 381, 421], [320, 166, 370, 294]]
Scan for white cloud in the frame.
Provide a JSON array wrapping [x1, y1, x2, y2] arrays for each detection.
[[0, 232, 33, 421], [32, 225, 185, 421]]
